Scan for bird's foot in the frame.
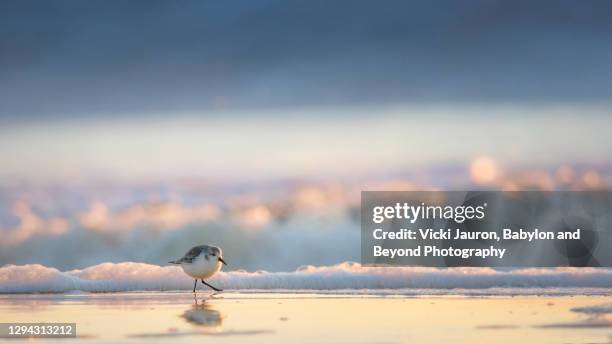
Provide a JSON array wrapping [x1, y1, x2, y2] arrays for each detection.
[[201, 279, 223, 292]]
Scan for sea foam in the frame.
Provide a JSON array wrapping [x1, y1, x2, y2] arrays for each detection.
[[1, 262, 612, 293]]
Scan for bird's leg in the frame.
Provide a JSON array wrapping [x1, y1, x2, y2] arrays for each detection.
[[193, 279, 198, 293], [201, 279, 223, 292]]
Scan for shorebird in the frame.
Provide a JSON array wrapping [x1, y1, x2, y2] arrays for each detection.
[[169, 245, 227, 292]]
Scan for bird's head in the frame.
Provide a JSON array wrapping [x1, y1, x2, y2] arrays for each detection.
[[208, 246, 227, 266]]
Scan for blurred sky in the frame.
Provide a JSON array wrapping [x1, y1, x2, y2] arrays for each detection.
[[1, 1, 611, 181]]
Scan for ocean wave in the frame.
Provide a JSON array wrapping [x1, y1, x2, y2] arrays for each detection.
[[1, 262, 612, 293]]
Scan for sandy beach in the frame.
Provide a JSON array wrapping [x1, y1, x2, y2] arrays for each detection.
[[1, 292, 611, 343]]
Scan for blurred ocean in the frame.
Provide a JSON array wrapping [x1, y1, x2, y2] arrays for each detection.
[[0, 163, 609, 272]]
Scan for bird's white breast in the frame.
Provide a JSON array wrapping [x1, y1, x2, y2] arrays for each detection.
[[181, 254, 222, 279]]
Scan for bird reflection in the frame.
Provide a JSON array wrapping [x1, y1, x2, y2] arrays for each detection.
[[181, 295, 224, 329]]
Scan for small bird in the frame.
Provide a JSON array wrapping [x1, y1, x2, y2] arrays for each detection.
[[169, 245, 227, 292]]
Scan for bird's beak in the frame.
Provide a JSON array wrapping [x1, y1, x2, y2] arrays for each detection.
[[218, 257, 227, 265]]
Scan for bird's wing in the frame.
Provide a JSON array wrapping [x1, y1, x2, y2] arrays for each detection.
[[178, 245, 206, 263]]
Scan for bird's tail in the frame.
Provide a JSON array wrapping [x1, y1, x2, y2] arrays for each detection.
[[168, 260, 181, 264]]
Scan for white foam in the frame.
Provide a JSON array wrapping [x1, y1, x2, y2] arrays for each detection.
[[1, 262, 612, 294]]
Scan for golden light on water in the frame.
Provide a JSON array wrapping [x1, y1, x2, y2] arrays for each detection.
[[555, 165, 575, 184], [469, 156, 498, 185], [1, 294, 611, 343], [582, 169, 602, 189]]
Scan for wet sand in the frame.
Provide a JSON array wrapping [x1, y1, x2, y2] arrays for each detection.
[[1, 292, 611, 343]]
